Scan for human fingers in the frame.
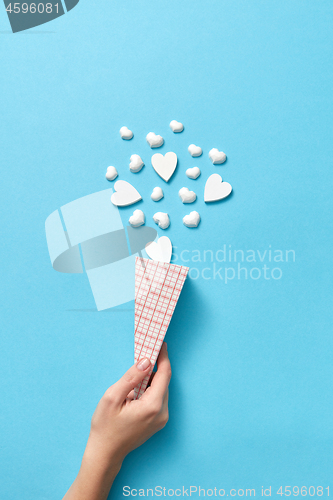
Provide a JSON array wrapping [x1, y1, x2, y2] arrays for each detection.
[[141, 343, 171, 404], [109, 358, 152, 405]]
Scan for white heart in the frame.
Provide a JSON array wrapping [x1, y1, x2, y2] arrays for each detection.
[[209, 148, 227, 164], [204, 174, 232, 202], [169, 120, 184, 133], [146, 132, 164, 148], [146, 236, 172, 263], [151, 186, 164, 201], [186, 166, 201, 179], [105, 166, 118, 181], [119, 126, 133, 140], [188, 144, 202, 157], [129, 154, 144, 173], [111, 180, 142, 207], [129, 209, 145, 227], [151, 152, 177, 182], [179, 187, 196, 203], [183, 211, 200, 228], [153, 212, 170, 229]]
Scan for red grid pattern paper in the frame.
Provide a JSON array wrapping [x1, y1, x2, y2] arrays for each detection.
[[134, 257, 189, 399]]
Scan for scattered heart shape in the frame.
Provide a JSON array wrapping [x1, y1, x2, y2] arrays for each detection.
[[183, 211, 201, 228], [169, 120, 184, 133], [146, 236, 172, 263], [119, 126, 133, 140], [188, 144, 202, 157], [179, 187, 196, 203], [186, 166, 201, 179], [111, 180, 142, 207], [151, 152, 177, 182], [204, 174, 232, 202], [129, 154, 144, 173], [129, 209, 145, 227], [146, 132, 164, 148], [105, 166, 118, 181], [209, 148, 226, 164], [151, 187, 164, 201], [153, 212, 170, 229]]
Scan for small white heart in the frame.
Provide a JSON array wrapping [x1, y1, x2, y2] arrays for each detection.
[[151, 187, 164, 201], [188, 144, 202, 157], [129, 154, 144, 173], [146, 236, 172, 263], [186, 166, 201, 179], [146, 132, 164, 148], [183, 211, 200, 228], [111, 180, 142, 207], [129, 209, 145, 227], [153, 212, 170, 229], [209, 148, 226, 164], [179, 187, 196, 203], [105, 166, 118, 181], [169, 120, 184, 133], [119, 126, 133, 140], [204, 174, 232, 202], [151, 152, 177, 182]]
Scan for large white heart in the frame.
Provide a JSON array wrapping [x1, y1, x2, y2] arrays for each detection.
[[204, 174, 232, 202], [111, 180, 142, 206], [151, 152, 177, 182], [145, 236, 172, 263]]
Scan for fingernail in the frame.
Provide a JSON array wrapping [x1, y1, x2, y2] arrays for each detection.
[[164, 342, 168, 351], [137, 358, 151, 371]]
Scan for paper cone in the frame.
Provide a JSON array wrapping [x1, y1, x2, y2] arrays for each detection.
[[134, 257, 189, 399]]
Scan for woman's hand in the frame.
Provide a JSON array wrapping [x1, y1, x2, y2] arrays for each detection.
[[63, 342, 171, 500]]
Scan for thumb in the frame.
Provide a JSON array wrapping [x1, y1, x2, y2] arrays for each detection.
[[111, 358, 152, 404]]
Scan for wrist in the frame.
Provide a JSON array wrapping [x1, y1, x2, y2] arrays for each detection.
[[82, 435, 124, 477], [63, 446, 123, 500]]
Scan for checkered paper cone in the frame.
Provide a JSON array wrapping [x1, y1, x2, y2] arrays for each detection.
[[134, 257, 189, 399]]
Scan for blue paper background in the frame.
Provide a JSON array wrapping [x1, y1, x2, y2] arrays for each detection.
[[0, 1, 333, 498]]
